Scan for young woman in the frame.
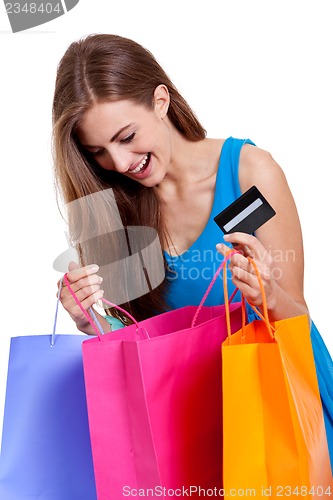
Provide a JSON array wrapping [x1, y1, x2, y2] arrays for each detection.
[[52, 33, 332, 464]]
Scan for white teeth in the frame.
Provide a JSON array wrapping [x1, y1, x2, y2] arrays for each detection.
[[131, 154, 149, 174]]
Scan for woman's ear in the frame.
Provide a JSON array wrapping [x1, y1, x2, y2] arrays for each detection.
[[153, 84, 170, 118]]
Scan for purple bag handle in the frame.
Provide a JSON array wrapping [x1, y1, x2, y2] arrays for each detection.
[[51, 277, 64, 346], [51, 276, 107, 344]]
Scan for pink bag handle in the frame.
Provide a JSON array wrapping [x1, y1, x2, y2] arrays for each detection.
[[62, 273, 141, 339], [191, 249, 238, 328]]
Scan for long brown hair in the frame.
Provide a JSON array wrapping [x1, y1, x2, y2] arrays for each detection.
[[52, 33, 206, 323]]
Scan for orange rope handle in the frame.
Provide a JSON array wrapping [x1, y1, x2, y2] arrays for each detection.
[[247, 257, 275, 338], [222, 254, 275, 341], [246, 302, 276, 332], [223, 250, 247, 342]]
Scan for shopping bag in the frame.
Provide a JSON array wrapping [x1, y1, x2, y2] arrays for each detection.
[[0, 281, 97, 500], [221, 257, 332, 498], [63, 253, 243, 499], [311, 321, 333, 470]]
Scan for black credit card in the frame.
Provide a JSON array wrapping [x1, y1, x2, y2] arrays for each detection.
[[214, 186, 276, 235]]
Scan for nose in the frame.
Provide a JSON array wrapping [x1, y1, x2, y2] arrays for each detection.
[[106, 146, 131, 173]]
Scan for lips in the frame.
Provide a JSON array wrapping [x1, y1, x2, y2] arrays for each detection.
[[128, 153, 151, 176]]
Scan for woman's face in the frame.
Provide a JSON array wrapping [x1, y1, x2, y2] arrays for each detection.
[[77, 86, 171, 187]]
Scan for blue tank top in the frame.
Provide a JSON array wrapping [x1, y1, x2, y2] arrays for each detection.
[[164, 136, 255, 309]]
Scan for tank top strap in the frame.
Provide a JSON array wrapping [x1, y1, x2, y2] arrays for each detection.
[[212, 136, 256, 216]]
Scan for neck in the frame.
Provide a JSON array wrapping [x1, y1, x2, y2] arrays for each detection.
[[168, 128, 204, 183], [157, 120, 223, 192]]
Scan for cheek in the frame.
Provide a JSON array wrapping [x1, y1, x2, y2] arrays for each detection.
[[152, 124, 171, 156]]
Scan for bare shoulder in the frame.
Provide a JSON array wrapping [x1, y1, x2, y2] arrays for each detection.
[[238, 143, 287, 195], [238, 142, 299, 232]]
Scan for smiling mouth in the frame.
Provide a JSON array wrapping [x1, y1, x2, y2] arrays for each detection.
[[129, 153, 151, 175]]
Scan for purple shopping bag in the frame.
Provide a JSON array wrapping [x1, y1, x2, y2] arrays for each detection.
[[65, 254, 243, 499], [0, 281, 97, 500]]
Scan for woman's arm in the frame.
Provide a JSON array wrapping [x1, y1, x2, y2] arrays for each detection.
[[217, 144, 308, 321]]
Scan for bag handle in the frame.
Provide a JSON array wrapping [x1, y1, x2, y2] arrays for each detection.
[[51, 277, 63, 346], [222, 261, 247, 338], [191, 249, 238, 328], [246, 257, 276, 338], [51, 277, 107, 344], [62, 273, 142, 339], [223, 255, 275, 342]]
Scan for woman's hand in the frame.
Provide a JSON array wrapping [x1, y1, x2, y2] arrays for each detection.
[[57, 261, 107, 334], [216, 233, 277, 309], [216, 232, 308, 321]]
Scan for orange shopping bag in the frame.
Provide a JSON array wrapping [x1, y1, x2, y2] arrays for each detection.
[[221, 257, 332, 499]]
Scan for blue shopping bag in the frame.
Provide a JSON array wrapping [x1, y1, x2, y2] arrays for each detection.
[[0, 282, 97, 500]]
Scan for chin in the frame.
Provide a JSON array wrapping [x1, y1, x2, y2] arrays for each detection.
[[139, 169, 166, 188]]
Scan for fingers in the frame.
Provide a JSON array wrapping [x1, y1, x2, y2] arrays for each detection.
[[216, 243, 256, 279], [215, 242, 255, 274], [64, 266, 103, 295], [215, 242, 238, 258], [66, 263, 100, 283], [64, 286, 104, 312], [56, 262, 104, 318], [219, 233, 273, 269], [223, 232, 263, 260], [57, 263, 101, 291], [68, 261, 80, 272], [216, 234, 274, 306], [230, 252, 255, 275], [229, 274, 263, 305]]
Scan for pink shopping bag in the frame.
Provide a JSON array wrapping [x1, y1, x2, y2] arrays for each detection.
[[64, 254, 242, 499]]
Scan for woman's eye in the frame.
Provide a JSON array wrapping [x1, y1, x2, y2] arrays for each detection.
[[90, 149, 104, 157], [121, 132, 136, 144]]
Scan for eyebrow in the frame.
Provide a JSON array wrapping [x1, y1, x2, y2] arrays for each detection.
[[81, 124, 133, 148]]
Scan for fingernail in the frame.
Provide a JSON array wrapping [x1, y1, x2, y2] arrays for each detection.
[[216, 243, 222, 250], [88, 264, 99, 272], [224, 234, 231, 240]]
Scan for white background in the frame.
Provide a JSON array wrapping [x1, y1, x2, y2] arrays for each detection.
[[0, 0, 332, 440]]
